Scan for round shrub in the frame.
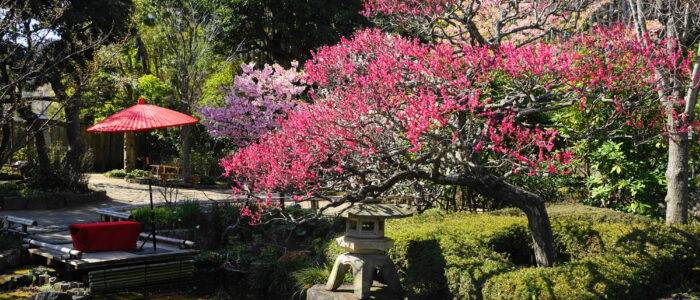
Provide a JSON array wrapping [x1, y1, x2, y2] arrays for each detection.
[[125, 169, 150, 178], [104, 169, 127, 178]]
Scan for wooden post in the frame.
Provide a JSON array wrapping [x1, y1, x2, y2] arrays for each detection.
[[124, 132, 136, 172]]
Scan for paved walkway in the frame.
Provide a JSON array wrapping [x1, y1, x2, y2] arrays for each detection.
[[3, 174, 234, 229]]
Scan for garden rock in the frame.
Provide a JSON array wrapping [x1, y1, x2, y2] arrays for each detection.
[[68, 281, 84, 289], [34, 291, 72, 300], [72, 295, 91, 300], [53, 281, 71, 291], [0, 249, 21, 268], [306, 283, 399, 300], [37, 274, 51, 285], [67, 288, 88, 296]]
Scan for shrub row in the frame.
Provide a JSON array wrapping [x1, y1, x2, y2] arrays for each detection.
[[320, 204, 700, 299]]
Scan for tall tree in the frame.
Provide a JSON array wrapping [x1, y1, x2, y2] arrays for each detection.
[[140, 0, 229, 182], [217, 0, 368, 65], [222, 26, 687, 267], [0, 0, 132, 187], [621, 0, 700, 224]]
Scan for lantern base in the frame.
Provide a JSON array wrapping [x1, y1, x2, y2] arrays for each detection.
[[307, 283, 398, 300], [325, 253, 402, 299]]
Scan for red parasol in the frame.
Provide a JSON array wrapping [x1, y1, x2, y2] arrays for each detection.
[[86, 98, 198, 132], [86, 98, 198, 252]]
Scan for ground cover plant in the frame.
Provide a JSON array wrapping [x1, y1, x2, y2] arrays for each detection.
[[304, 204, 700, 299]]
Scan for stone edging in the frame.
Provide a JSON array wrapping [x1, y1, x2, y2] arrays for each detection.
[[0, 190, 107, 210]]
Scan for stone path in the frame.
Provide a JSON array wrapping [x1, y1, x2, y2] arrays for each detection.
[[2, 173, 234, 229]]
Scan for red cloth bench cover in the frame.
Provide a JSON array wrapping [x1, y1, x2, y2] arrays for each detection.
[[69, 221, 141, 251]]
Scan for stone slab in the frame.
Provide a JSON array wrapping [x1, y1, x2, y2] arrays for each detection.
[[306, 284, 401, 300]]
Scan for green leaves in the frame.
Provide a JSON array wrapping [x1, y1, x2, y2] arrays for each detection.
[[580, 141, 666, 218]]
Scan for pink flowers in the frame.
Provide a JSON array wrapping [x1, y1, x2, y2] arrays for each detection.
[[198, 62, 305, 146], [216, 23, 692, 223]]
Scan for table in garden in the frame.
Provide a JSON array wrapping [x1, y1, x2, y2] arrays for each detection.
[[149, 164, 182, 181]]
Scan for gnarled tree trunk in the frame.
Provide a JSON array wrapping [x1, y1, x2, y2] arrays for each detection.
[[466, 171, 557, 267]]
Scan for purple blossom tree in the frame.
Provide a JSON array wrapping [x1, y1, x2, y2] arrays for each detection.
[[198, 62, 305, 146]]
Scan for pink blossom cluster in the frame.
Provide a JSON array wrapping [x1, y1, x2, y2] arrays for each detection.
[[198, 62, 305, 146], [221, 26, 694, 222]]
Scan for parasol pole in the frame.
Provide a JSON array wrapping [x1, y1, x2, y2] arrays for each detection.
[[146, 135, 157, 251]]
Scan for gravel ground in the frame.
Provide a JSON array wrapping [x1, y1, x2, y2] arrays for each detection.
[[2, 173, 234, 229]]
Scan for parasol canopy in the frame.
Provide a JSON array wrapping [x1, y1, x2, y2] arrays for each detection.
[[86, 98, 198, 132]]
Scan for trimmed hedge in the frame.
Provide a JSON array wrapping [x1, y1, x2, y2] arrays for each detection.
[[322, 204, 700, 299]]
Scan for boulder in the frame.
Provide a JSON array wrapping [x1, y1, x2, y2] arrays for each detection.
[[306, 283, 400, 300], [0, 249, 22, 267], [53, 281, 71, 292], [34, 291, 73, 300]]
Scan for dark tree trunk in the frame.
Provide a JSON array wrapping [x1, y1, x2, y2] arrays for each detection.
[[51, 77, 84, 171], [136, 34, 150, 74], [181, 124, 192, 182], [0, 122, 11, 166], [466, 171, 557, 267], [64, 98, 84, 170], [19, 106, 52, 178]]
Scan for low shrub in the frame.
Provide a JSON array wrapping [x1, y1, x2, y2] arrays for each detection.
[[0, 182, 21, 196], [131, 206, 177, 227], [0, 182, 50, 197], [175, 200, 202, 228], [293, 266, 330, 294], [318, 204, 700, 299], [0, 234, 21, 250], [104, 169, 127, 178], [199, 175, 218, 185], [125, 169, 149, 179], [483, 223, 700, 299]]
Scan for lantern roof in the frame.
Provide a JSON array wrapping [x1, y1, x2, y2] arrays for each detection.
[[323, 203, 413, 219]]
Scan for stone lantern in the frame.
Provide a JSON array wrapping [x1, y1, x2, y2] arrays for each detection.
[[322, 203, 412, 299]]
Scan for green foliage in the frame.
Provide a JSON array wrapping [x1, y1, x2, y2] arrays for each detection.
[[0, 234, 22, 251], [0, 183, 21, 196], [131, 206, 177, 227], [293, 266, 330, 291], [125, 169, 150, 178], [0, 182, 50, 197], [104, 169, 128, 178], [319, 204, 700, 299], [174, 200, 202, 228], [491, 203, 653, 224], [216, 0, 368, 64], [198, 175, 218, 185], [579, 141, 666, 218], [136, 74, 172, 106], [382, 210, 530, 299], [193, 250, 226, 268], [248, 252, 309, 295], [483, 223, 700, 300]]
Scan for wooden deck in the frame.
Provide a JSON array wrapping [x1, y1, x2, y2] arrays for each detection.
[[28, 242, 197, 271], [26, 233, 197, 294]]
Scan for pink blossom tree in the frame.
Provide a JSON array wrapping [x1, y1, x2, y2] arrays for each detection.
[[364, 0, 700, 225], [221, 25, 690, 267], [198, 62, 305, 146]]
